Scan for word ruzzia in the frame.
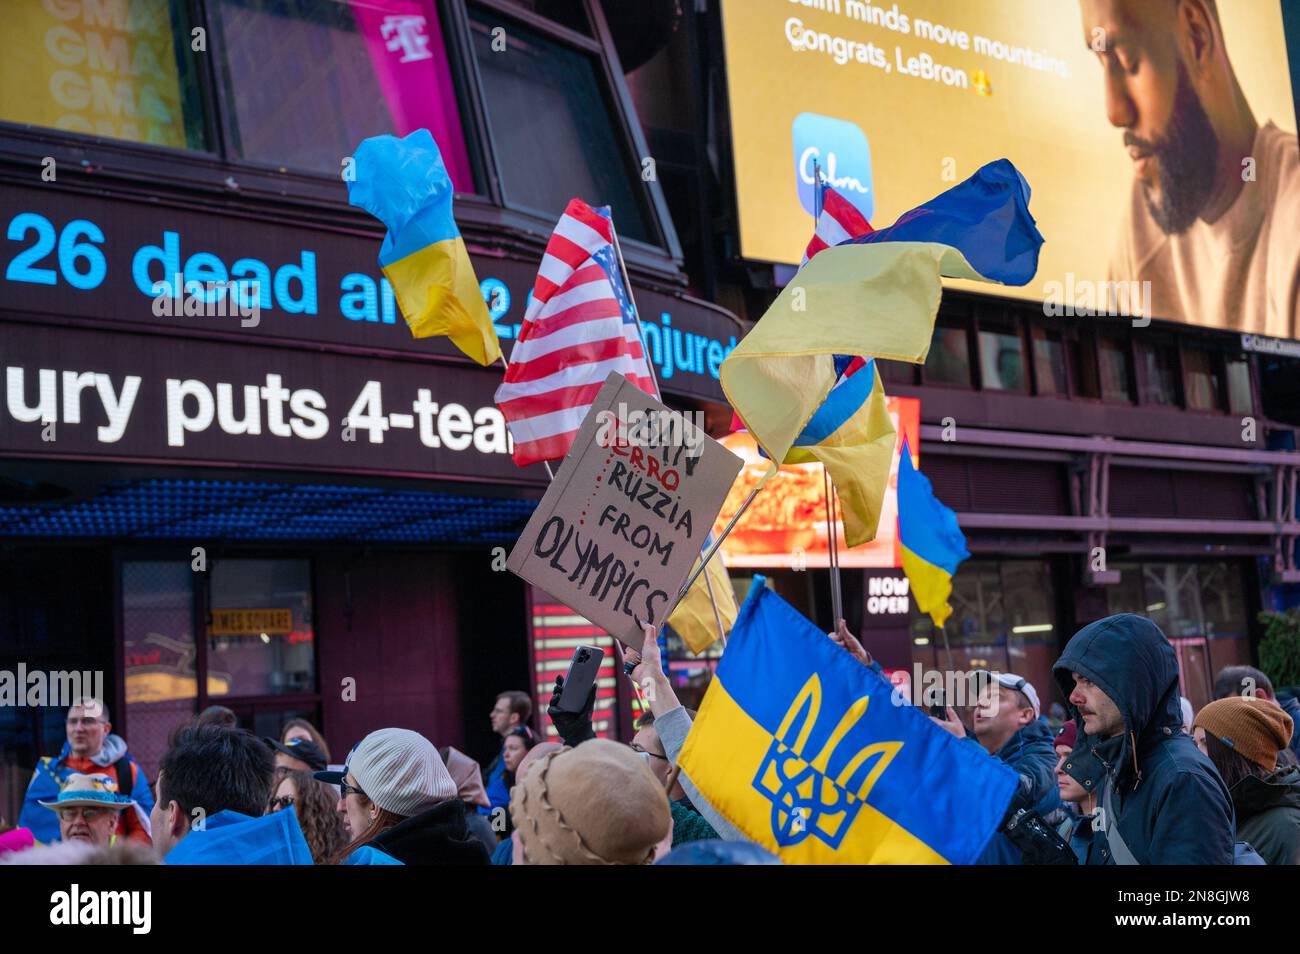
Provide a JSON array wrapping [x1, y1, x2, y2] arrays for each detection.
[[150, 275, 262, 328], [593, 404, 706, 458]]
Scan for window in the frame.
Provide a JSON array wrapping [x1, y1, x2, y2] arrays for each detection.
[[877, 359, 916, 386], [924, 320, 972, 387], [1096, 333, 1132, 403], [1030, 327, 1066, 395], [210, 0, 473, 186], [1137, 340, 1180, 406], [1183, 348, 1223, 411], [209, 559, 315, 696], [123, 561, 199, 780], [469, 8, 653, 243], [1, 0, 207, 150], [916, 560, 1057, 705], [1225, 356, 1253, 416], [978, 323, 1027, 392]]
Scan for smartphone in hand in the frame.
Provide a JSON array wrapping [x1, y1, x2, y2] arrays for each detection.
[[556, 644, 605, 713]]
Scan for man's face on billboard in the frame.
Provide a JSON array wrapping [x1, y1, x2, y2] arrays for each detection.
[[1080, 0, 1219, 233]]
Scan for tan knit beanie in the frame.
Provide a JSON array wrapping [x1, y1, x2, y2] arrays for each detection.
[[1194, 696, 1294, 772], [511, 739, 671, 865]]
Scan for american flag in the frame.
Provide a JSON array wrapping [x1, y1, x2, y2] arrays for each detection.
[[495, 199, 657, 468], [802, 183, 874, 265]]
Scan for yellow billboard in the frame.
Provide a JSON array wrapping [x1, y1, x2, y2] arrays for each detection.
[[721, 0, 1298, 339], [1, 0, 190, 148]]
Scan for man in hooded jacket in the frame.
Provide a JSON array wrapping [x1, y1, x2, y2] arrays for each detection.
[[1053, 613, 1234, 864]]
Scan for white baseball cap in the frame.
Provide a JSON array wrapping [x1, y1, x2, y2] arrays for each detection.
[[994, 672, 1041, 719], [316, 728, 455, 817]]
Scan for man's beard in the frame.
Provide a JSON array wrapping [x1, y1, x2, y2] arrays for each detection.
[[1129, 64, 1220, 235]]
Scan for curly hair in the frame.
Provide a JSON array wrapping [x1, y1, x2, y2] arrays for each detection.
[[277, 770, 348, 865]]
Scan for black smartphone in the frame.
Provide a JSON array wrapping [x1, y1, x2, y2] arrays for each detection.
[[556, 644, 604, 713], [927, 690, 948, 719]]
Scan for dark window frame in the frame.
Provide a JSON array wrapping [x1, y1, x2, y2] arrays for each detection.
[[971, 309, 1029, 394], [460, 0, 678, 257], [114, 547, 323, 741], [1179, 341, 1231, 415], [1027, 321, 1071, 399], [0, 0, 683, 271], [919, 303, 976, 390], [1133, 332, 1184, 408]]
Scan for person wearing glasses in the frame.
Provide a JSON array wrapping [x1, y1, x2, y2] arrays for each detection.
[[931, 672, 1063, 864], [266, 769, 347, 865], [19, 696, 154, 847], [634, 712, 718, 848], [37, 772, 134, 848], [317, 728, 490, 866]]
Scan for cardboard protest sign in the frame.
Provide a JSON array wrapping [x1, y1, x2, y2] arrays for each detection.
[[507, 372, 743, 646]]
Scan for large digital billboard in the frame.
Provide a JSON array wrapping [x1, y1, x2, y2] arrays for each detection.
[[714, 396, 920, 569], [721, 0, 1298, 339]]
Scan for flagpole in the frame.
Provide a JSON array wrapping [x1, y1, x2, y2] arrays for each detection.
[[811, 160, 845, 627], [500, 349, 556, 481], [611, 216, 733, 650], [700, 546, 729, 651], [672, 479, 763, 606]]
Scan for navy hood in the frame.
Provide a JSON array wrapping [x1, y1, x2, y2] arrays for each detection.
[[1054, 614, 1183, 781]]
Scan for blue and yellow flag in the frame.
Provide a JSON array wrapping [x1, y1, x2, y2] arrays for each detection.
[[348, 129, 501, 366], [668, 541, 737, 655], [679, 578, 1016, 864], [721, 160, 1042, 546], [781, 355, 894, 548], [898, 439, 969, 628]]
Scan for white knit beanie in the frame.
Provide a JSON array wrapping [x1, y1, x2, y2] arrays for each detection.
[[348, 728, 456, 817]]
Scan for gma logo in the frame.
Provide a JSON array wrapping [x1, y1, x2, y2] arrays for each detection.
[[753, 673, 902, 849]]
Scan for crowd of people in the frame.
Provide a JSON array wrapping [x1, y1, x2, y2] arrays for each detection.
[[1, 611, 1297, 865]]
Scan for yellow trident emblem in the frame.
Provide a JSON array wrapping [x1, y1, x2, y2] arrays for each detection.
[[753, 674, 903, 848]]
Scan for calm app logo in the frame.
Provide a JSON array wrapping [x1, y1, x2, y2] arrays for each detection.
[[792, 113, 873, 220]]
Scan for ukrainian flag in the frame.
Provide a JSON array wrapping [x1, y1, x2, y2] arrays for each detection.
[[721, 160, 1042, 546], [782, 355, 894, 548], [898, 439, 969, 628], [348, 129, 501, 366], [668, 539, 737, 655], [679, 578, 1016, 864]]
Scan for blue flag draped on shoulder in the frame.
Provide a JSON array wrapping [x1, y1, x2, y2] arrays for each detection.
[[347, 129, 501, 366], [679, 577, 1016, 864], [721, 159, 1042, 547], [898, 438, 970, 628]]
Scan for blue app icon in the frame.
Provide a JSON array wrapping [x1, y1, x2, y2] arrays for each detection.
[[792, 113, 873, 220]]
